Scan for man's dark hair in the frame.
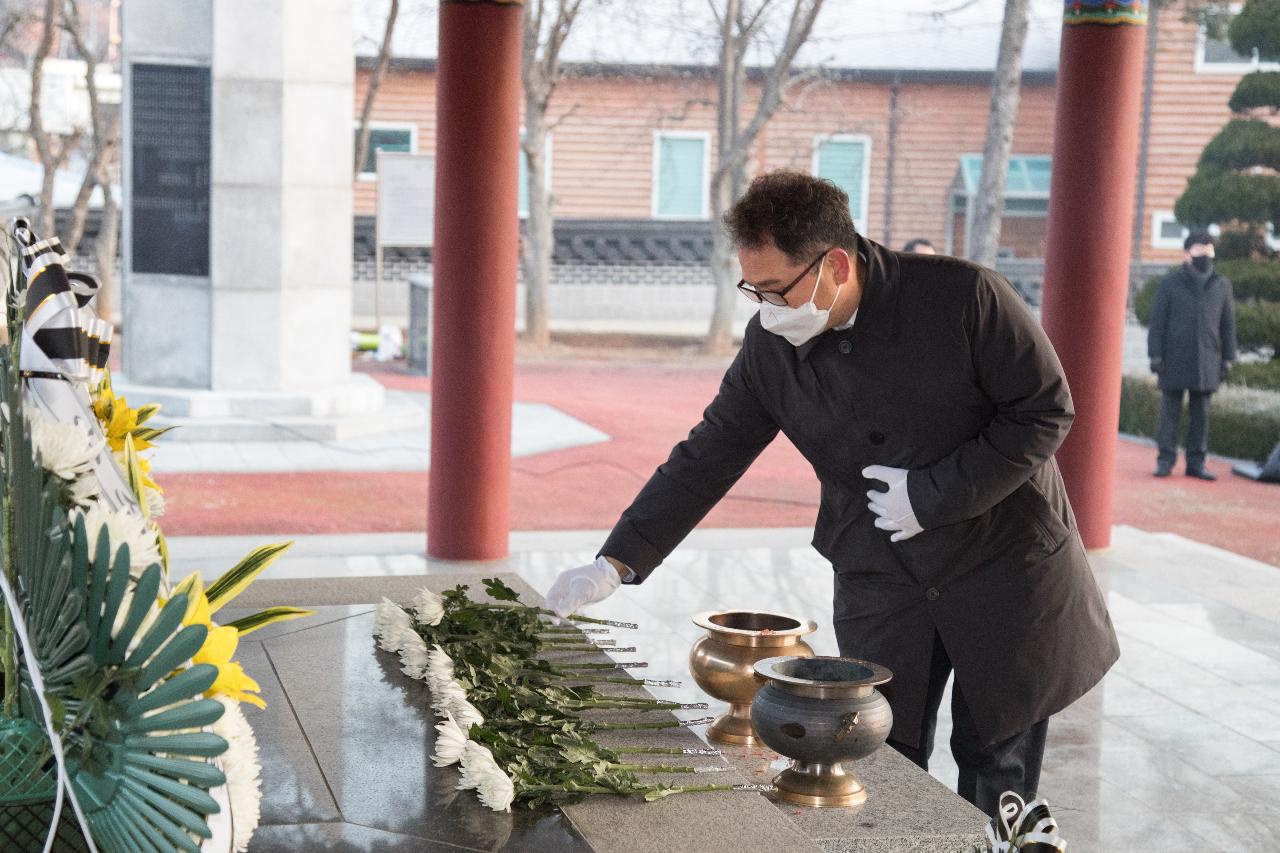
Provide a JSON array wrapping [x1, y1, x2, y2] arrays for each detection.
[[1184, 231, 1214, 250], [723, 171, 858, 263], [903, 238, 934, 253]]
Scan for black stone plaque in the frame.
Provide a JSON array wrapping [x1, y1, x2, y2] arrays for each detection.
[[130, 63, 211, 277]]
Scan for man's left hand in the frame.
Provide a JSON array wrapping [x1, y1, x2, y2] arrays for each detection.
[[862, 465, 923, 542]]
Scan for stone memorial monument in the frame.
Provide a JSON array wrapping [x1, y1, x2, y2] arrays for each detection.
[[120, 0, 421, 441]]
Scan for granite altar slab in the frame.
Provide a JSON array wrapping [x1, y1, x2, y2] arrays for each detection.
[[229, 572, 987, 852]]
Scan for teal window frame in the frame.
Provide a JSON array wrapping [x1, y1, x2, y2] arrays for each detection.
[[355, 123, 416, 178], [652, 131, 710, 220], [813, 135, 871, 232]]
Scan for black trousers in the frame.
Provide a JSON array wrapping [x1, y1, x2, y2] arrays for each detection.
[[1156, 388, 1213, 471], [887, 632, 1048, 819]]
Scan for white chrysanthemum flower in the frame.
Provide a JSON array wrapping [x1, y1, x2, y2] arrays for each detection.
[[432, 712, 468, 768], [476, 766, 516, 812], [460, 743, 515, 812], [431, 679, 469, 716], [451, 698, 485, 732], [426, 645, 455, 691], [26, 404, 102, 481], [411, 587, 445, 627], [66, 471, 101, 507], [374, 598, 414, 653], [457, 741, 496, 791], [398, 632, 430, 680], [74, 503, 162, 575], [212, 696, 262, 853]]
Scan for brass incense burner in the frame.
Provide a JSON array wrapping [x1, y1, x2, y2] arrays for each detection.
[[751, 656, 894, 808], [689, 610, 817, 745]]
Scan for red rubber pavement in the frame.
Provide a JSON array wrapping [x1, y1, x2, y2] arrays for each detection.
[[156, 359, 1280, 568]]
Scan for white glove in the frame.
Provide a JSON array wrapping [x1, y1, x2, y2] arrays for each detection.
[[545, 556, 622, 619], [862, 465, 924, 543]]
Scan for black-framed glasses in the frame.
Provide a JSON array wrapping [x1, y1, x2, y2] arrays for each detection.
[[737, 251, 829, 306]]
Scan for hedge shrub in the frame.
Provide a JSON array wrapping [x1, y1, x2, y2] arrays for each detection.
[[1120, 376, 1280, 461], [1217, 258, 1280, 302], [1236, 299, 1280, 352], [1229, 358, 1280, 390]]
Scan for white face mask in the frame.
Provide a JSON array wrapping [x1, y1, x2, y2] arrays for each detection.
[[759, 256, 841, 347]]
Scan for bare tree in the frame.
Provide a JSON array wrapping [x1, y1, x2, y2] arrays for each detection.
[[704, 0, 824, 355], [60, 0, 113, 257], [30, 0, 81, 238], [967, 0, 1031, 268], [521, 0, 589, 348], [354, 0, 400, 178]]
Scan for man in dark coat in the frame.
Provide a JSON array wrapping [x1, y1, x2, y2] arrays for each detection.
[[545, 171, 1119, 818], [1147, 231, 1238, 480]]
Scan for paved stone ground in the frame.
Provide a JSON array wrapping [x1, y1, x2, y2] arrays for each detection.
[[169, 523, 1280, 853], [154, 356, 1280, 567]]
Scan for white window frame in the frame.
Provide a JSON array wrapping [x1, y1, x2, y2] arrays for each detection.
[[1194, 4, 1280, 74], [1151, 211, 1188, 250], [355, 120, 419, 182], [812, 134, 873, 233], [651, 130, 712, 220], [518, 127, 553, 220], [1151, 211, 1221, 250]]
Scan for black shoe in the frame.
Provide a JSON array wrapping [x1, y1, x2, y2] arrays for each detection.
[[1153, 465, 1172, 477], [1186, 468, 1217, 481]]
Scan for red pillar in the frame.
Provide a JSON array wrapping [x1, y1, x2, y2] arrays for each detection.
[[428, 0, 523, 560], [1040, 1, 1148, 549]]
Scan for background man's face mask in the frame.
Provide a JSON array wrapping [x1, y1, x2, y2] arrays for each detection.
[[1190, 254, 1213, 273], [760, 256, 840, 347]]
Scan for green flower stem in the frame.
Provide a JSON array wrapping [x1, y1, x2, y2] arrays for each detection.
[[566, 700, 686, 712], [594, 720, 682, 730], [616, 747, 722, 756], [525, 669, 643, 686], [556, 661, 647, 670], [474, 603, 638, 629], [544, 644, 635, 653], [610, 763, 720, 774]]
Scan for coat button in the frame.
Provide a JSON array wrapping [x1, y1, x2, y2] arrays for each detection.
[[925, 587, 941, 601], [837, 339, 853, 354], [869, 431, 886, 445]]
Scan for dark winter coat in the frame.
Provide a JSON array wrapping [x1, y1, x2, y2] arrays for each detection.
[[1148, 264, 1238, 392], [600, 236, 1119, 749]]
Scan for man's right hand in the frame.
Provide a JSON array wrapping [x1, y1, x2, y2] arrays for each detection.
[[545, 556, 625, 619], [1150, 358, 1164, 373]]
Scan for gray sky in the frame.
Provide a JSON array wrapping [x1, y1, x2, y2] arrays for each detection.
[[353, 0, 1066, 72]]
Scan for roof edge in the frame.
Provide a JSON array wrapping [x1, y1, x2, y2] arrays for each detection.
[[358, 55, 1057, 85]]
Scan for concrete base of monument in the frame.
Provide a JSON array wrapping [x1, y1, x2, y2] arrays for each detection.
[[114, 373, 426, 442]]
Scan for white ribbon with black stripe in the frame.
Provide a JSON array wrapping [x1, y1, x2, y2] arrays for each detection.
[[980, 791, 1068, 852], [12, 219, 139, 515]]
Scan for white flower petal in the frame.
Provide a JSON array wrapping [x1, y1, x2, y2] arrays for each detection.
[[431, 680, 469, 716], [26, 404, 102, 481], [374, 599, 414, 652], [451, 699, 485, 732], [411, 587, 445, 627], [399, 633, 430, 680], [432, 712, 468, 768], [73, 503, 162, 576], [212, 696, 262, 853], [461, 743, 515, 812]]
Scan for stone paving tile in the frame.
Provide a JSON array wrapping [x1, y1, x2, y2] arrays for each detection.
[[184, 524, 1280, 850]]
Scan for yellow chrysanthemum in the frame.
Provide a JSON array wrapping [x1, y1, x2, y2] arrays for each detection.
[[173, 576, 267, 709]]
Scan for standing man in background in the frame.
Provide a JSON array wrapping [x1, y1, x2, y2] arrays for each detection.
[[1148, 231, 1238, 480]]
